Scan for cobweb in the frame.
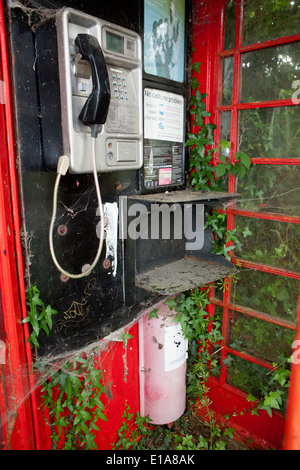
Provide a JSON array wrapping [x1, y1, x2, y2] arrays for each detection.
[[3, 181, 299, 443], [224, 184, 300, 216], [3, 183, 299, 444], [1, 307, 148, 441], [8, 0, 65, 30]]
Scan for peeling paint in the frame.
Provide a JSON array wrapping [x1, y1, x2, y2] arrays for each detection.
[[96, 202, 118, 277]]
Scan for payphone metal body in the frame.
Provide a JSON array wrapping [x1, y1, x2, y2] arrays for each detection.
[[56, 8, 143, 174]]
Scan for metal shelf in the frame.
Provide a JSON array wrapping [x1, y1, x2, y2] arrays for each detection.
[[130, 188, 238, 296], [136, 254, 233, 295], [129, 187, 239, 205]]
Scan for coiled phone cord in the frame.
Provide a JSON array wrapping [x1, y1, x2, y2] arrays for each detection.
[[49, 134, 104, 279]]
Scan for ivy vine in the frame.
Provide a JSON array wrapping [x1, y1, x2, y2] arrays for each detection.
[[113, 288, 291, 450], [24, 286, 108, 450], [23, 285, 58, 348], [40, 353, 107, 450], [187, 62, 251, 192]]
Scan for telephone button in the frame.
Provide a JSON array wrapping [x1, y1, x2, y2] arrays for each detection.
[[106, 140, 138, 166], [117, 141, 137, 162]]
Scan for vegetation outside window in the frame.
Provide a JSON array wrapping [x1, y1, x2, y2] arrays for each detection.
[[211, 0, 300, 401]]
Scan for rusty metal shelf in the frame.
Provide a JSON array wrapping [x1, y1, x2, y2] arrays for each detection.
[[129, 187, 239, 205], [135, 255, 233, 296]]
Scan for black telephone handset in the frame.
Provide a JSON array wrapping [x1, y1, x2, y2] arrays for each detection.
[[75, 33, 111, 137]]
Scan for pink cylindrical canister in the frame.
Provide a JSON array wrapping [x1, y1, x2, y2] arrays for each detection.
[[139, 301, 188, 425]]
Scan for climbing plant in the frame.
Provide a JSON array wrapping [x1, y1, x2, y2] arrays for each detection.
[[24, 285, 108, 450], [204, 209, 242, 261], [186, 62, 251, 192], [40, 353, 107, 450], [23, 285, 58, 348], [113, 287, 291, 450]]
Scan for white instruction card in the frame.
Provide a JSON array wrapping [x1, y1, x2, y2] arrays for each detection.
[[144, 88, 184, 143]]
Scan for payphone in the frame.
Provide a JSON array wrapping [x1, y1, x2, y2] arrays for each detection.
[[56, 7, 143, 173], [49, 8, 143, 279]]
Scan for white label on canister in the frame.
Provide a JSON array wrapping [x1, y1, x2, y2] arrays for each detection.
[[164, 323, 188, 371]]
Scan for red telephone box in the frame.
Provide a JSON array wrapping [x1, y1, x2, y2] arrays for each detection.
[[0, 0, 300, 451]]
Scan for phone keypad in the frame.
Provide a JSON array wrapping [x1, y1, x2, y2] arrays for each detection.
[[111, 71, 128, 100]]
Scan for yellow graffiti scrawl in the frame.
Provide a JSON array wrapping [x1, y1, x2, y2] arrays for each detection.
[[58, 278, 96, 333]]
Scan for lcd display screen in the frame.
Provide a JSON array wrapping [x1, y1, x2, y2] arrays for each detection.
[[106, 31, 124, 54]]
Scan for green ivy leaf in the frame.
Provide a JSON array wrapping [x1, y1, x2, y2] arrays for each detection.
[[236, 151, 251, 169], [219, 139, 231, 151], [192, 62, 202, 74], [165, 298, 177, 310], [215, 164, 227, 177], [191, 76, 199, 90], [148, 308, 159, 320], [246, 393, 257, 402]]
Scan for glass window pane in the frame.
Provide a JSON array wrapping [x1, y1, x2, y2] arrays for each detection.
[[234, 216, 300, 272], [231, 269, 299, 322], [240, 42, 300, 103], [243, 0, 300, 46], [211, 304, 223, 378], [221, 56, 234, 105], [238, 106, 300, 159], [229, 311, 295, 363], [213, 283, 224, 301], [220, 111, 231, 141], [214, 112, 231, 191], [226, 355, 277, 398], [224, 0, 236, 50], [236, 165, 300, 216], [220, 110, 231, 156]]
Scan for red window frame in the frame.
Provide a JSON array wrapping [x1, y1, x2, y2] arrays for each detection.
[[190, 1, 300, 447], [208, 0, 300, 389]]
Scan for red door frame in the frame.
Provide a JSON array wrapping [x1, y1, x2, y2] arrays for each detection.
[[0, 0, 46, 449], [192, 0, 300, 449]]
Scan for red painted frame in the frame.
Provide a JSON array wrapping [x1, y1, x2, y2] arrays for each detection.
[[192, 0, 300, 449], [0, 0, 38, 449], [215, 0, 299, 370]]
